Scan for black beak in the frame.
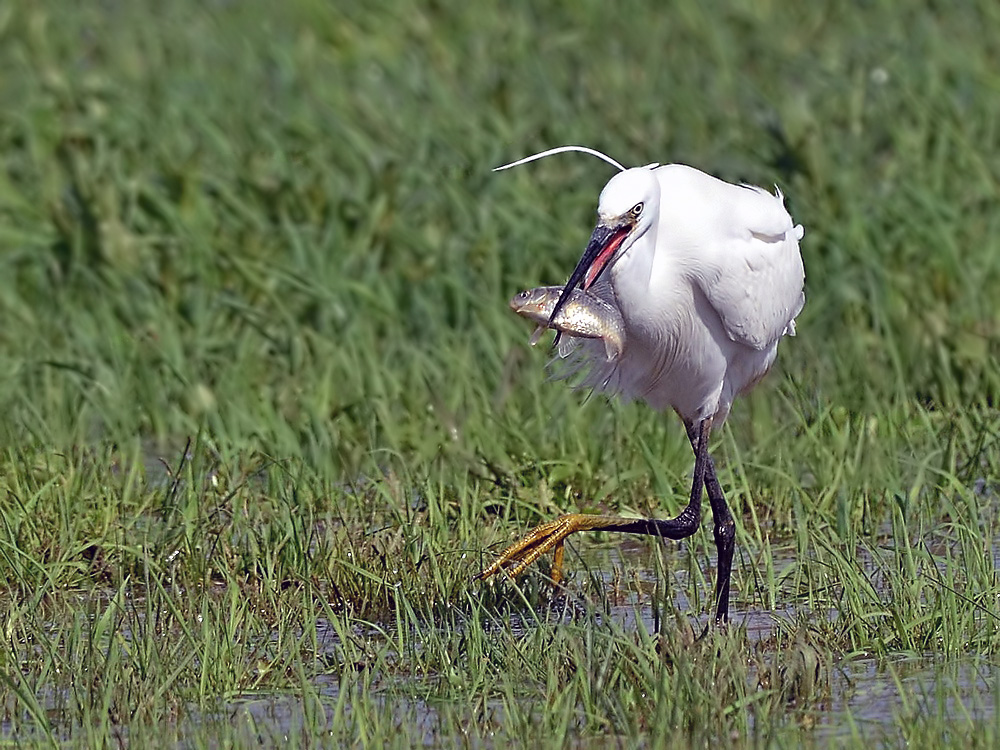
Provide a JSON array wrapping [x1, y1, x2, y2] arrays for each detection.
[[547, 223, 627, 327]]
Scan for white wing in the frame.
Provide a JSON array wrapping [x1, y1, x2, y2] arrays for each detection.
[[701, 198, 805, 350], [654, 167, 805, 351]]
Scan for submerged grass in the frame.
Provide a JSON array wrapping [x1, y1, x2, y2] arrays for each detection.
[[1, 0, 1000, 746]]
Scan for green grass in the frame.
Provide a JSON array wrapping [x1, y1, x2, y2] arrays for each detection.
[[1, 0, 1000, 746]]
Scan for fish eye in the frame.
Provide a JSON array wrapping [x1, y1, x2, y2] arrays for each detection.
[[630, 203, 643, 217]]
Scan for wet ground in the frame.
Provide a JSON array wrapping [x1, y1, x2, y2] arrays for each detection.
[[209, 654, 996, 744], [196, 536, 999, 744], [16, 448, 998, 743]]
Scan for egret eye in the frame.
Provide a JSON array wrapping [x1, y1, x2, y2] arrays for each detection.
[[630, 203, 644, 217]]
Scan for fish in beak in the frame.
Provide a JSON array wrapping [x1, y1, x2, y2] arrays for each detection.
[[546, 220, 633, 327]]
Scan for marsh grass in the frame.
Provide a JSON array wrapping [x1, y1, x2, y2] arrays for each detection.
[[2, 0, 1000, 745]]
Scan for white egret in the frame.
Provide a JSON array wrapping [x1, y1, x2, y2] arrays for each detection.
[[478, 146, 805, 623]]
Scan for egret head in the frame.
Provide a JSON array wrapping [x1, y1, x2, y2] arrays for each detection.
[[590, 168, 660, 282], [490, 145, 659, 326], [547, 168, 659, 323]]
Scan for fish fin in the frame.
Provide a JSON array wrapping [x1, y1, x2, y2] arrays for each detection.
[[603, 339, 617, 361], [556, 335, 580, 359], [529, 326, 546, 346]]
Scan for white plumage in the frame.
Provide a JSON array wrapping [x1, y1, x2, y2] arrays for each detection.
[[480, 148, 805, 624], [571, 164, 804, 424]]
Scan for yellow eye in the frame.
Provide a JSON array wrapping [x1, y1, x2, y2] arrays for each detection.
[[631, 203, 644, 217]]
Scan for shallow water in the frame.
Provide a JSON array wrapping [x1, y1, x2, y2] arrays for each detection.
[[186, 535, 999, 746], [203, 657, 997, 745], [9, 475, 998, 745], [540, 535, 1000, 739]]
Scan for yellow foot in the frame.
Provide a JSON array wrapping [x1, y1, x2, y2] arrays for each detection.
[[475, 513, 623, 585]]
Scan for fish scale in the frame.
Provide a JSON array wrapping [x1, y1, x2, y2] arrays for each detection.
[[509, 285, 626, 361]]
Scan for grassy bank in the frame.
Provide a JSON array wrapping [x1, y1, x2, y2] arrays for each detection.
[[1, 0, 999, 745]]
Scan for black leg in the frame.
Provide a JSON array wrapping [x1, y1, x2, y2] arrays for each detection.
[[478, 419, 726, 607], [612, 420, 706, 541], [685, 420, 735, 624]]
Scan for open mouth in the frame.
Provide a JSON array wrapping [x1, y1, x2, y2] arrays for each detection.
[[583, 225, 630, 289], [545, 222, 632, 327]]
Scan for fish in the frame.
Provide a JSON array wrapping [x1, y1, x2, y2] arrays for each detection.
[[509, 285, 626, 361]]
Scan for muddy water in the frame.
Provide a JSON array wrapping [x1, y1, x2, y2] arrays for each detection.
[[211, 655, 997, 744], [194, 535, 999, 745], [541, 536, 999, 739], [97, 446, 1000, 740]]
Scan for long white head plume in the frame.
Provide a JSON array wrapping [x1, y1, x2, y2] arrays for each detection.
[[494, 145, 627, 173]]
